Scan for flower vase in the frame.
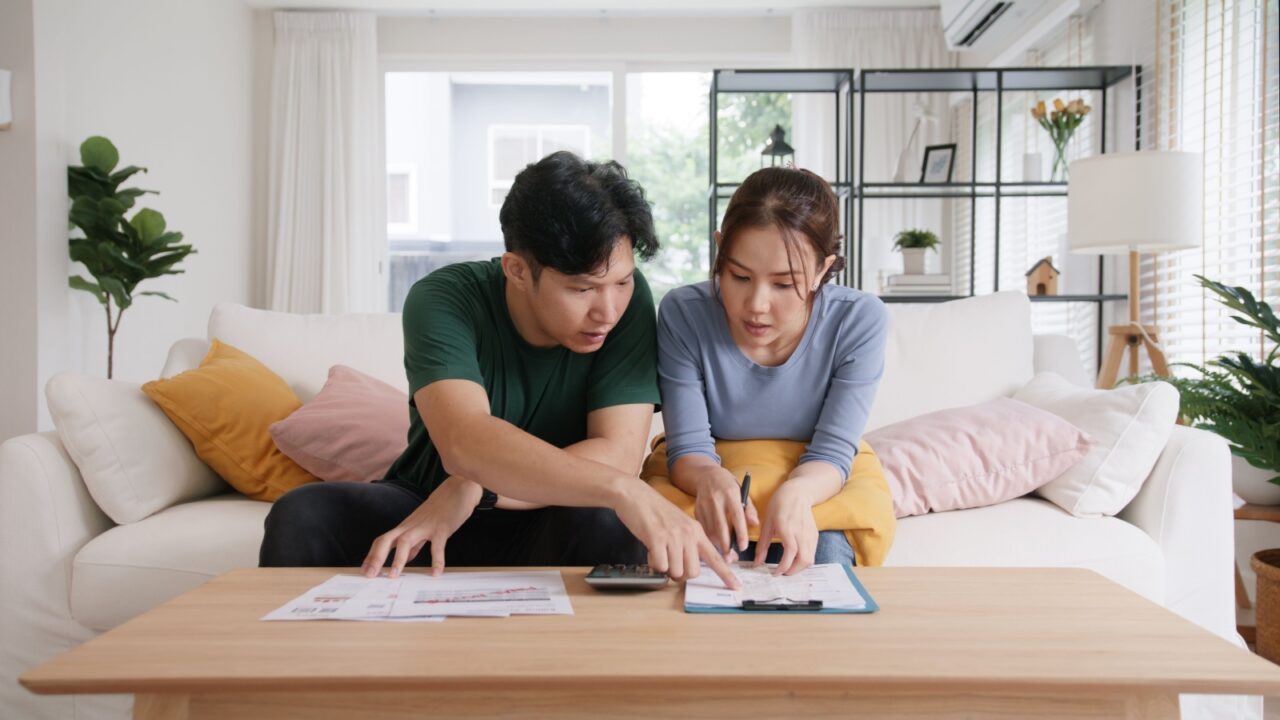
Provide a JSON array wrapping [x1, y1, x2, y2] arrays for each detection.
[[1050, 139, 1070, 182]]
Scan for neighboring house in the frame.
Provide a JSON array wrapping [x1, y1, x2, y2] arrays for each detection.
[[385, 73, 611, 309]]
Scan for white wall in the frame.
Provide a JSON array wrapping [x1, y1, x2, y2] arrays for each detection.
[[57, 0, 258, 391], [378, 15, 791, 63], [0, 0, 41, 443], [1, 0, 259, 442]]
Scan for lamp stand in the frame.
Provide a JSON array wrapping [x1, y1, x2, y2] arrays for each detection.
[[1096, 250, 1172, 388]]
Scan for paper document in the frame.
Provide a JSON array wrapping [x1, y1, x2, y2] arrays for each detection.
[[262, 575, 443, 622], [263, 571, 572, 621], [685, 563, 867, 610], [388, 570, 573, 618]]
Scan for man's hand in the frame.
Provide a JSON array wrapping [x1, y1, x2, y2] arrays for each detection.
[[613, 482, 742, 590], [689, 466, 759, 562], [361, 477, 483, 578], [752, 482, 819, 576]]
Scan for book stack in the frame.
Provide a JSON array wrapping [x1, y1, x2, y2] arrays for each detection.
[[881, 274, 953, 296]]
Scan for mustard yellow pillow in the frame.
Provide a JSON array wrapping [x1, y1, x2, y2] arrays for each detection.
[[142, 339, 317, 501]]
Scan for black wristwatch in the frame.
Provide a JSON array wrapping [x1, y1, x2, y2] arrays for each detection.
[[476, 488, 498, 511]]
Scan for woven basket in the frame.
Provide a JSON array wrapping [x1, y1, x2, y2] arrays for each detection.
[[1251, 549, 1280, 663]]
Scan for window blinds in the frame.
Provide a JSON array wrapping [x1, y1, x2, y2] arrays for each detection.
[[1140, 0, 1278, 372]]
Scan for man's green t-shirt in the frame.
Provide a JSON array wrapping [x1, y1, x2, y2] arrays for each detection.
[[383, 258, 661, 496]]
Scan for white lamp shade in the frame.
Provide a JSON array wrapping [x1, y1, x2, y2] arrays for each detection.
[[1067, 151, 1203, 255]]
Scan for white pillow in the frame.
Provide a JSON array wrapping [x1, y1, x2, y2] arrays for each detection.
[[46, 372, 227, 524], [869, 291, 1034, 431], [1012, 372, 1179, 517]]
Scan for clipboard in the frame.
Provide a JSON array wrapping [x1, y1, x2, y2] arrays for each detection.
[[684, 564, 879, 614]]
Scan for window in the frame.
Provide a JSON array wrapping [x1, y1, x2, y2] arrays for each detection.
[[386, 163, 418, 237], [384, 69, 788, 309], [384, 71, 612, 310], [626, 72, 713, 301], [1140, 0, 1279, 370], [488, 124, 591, 207]]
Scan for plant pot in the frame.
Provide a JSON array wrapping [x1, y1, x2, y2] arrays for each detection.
[[1253, 549, 1280, 664], [901, 248, 927, 275], [1233, 454, 1280, 506]]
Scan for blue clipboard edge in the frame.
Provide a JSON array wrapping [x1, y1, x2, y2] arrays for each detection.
[[684, 564, 880, 614]]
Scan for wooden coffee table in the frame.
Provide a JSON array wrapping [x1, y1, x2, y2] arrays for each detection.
[[21, 567, 1280, 719]]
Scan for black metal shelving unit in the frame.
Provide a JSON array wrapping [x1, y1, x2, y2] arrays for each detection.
[[709, 65, 1140, 370], [709, 69, 855, 285]]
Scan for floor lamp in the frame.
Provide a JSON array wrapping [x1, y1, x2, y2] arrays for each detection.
[[1067, 152, 1203, 389]]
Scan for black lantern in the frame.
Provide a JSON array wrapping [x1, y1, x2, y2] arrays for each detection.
[[760, 124, 795, 167]]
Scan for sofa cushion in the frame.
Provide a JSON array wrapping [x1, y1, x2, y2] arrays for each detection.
[[1014, 372, 1180, 517], [71, 493, 271, 631], [864, 397, 1092, 517], [270, 365, 410, 482], [142, 339, 318, 502], [208, 302, 406, 401], [868, 292, 1034, 431], [46, 372, 227, 524], [887, 497, 1164, 603]]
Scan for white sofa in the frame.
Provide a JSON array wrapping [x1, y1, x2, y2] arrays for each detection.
[[0, 291, 1253, 719]]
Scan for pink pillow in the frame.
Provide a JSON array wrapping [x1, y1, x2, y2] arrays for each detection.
[[863, 398, 1091, 517], [269, 365, 409, 483]]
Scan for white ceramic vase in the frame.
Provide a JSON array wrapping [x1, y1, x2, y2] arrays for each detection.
[[901, 247, 927, 275], [1232, 453, 1280, 506]]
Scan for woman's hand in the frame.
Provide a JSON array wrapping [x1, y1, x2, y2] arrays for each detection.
[[689, 466, 758, 562], [753, 482, 818, 576]]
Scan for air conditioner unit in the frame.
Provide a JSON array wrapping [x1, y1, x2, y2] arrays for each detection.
[[941, 0, 1077, 52]]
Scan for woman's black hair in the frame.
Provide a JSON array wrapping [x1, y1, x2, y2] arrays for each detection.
[[499, 151, 659, 279], [713, 166, 846, 295]]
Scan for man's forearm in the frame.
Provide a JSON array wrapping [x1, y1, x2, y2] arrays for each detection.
[[438, 414, 640, 509], [461, 436, 643, 510]]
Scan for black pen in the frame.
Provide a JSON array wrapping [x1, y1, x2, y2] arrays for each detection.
[[730, 472, 752, 556]]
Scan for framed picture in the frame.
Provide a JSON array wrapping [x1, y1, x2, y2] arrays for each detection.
[[920, 143, 957, 183]]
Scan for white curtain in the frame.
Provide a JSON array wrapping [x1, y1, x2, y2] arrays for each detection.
[[791, 9, 954, 292], [267, 12, 384, 313]]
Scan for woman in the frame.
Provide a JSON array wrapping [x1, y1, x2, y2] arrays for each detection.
[[651, 166, 891, 575]]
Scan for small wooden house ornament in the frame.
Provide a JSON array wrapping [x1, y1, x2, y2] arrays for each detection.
[[1025, 257, 1060, 296]]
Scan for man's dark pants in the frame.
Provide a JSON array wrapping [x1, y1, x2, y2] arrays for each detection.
[[259, 480, 647, 568]]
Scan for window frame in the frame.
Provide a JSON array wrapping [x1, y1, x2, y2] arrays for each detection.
[[487, 123, 593, 209]]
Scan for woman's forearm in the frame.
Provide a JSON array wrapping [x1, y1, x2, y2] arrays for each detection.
[[783, 461, 845, 505]]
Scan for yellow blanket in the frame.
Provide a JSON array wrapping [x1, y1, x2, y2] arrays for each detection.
[[641, 436, 896, 567]]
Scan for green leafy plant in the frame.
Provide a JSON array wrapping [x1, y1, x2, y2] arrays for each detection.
[[68, 136, 195, 378], [892, 229, 940, 253], [1128, 275, 1279, 484]]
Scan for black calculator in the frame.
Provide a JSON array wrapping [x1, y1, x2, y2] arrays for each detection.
[[585, 564, 669, 591]]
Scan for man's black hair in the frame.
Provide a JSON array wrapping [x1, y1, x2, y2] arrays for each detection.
[[499, 151, 659, 278]]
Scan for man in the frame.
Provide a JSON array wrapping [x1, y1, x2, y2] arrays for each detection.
[[260, 151, 737, 588]]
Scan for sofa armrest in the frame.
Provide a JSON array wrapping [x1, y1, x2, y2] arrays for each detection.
[[1032, 334, 1091, 388], [1118, 425, 1235, 642], [0, 432, 114, 717], [160, 337, 210, 378]]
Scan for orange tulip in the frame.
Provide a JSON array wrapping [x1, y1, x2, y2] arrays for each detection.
[[1053, 98, 1066, 112]]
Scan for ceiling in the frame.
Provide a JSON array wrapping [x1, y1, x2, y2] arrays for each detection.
[[241, 0, 939, 14]]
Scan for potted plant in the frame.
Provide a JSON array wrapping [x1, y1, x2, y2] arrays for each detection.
[[892, 229, 940, 275], [1129, 275, 1279, 503], [68, 136, 196, 378]]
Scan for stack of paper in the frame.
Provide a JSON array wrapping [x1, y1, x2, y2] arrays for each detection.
[[684, 563, 873, 612], [262, 571, 574, 622]]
